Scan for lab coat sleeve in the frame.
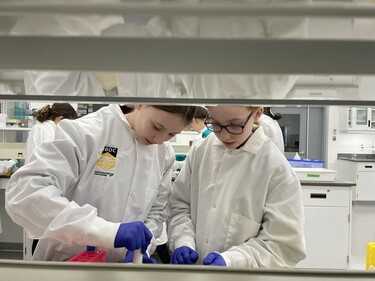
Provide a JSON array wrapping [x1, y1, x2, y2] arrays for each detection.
[[221, 173, 306, 268], [25, 122, 55, 164], [5, 121, 119, 250], [144, 150, 175, 254], [167, 154, 197, 251]]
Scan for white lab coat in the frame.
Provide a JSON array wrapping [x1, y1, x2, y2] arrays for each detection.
[[191, 128, 205, 147], [172, 0, 309, 99], [259, 115, 285, 153], [10, 3, 123, 97], [101, 13, 180, 99], [168, 126, 306, 267], [6, 104, 174, 262], [25, 120, 57, 163]]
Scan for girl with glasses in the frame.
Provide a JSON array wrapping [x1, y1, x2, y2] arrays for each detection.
[[168, 105, 306, 268]]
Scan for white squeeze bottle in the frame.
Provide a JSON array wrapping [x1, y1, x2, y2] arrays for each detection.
[[294, 152, 301, 160]]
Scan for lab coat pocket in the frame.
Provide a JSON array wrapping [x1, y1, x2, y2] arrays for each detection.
[[224, 213, 261, 251], [144, 188, 159, 213]]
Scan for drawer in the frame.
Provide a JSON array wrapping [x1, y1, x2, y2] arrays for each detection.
[[302, 186, 350, 207], [357, 163, 375, 172], [0, 177, 9, 190]]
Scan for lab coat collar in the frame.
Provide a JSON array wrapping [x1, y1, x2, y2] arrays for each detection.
[[109, 104, 132, 128], [212, 125, 267, 155]]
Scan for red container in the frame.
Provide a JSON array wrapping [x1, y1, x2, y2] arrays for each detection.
[[67, 247, 106, 263]]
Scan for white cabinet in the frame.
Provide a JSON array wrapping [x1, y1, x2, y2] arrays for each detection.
[[357, 166, 375, 200], [337, 160, 375, 201], [296, 185, 352, 269], [340, 107, 375, 132]]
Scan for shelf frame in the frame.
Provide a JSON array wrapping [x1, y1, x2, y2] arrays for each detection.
[[1, 37, 375, 75], [0, 2, 375, 18]]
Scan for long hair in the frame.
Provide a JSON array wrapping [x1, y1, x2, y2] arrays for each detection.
[[263, 107, 282, 121], [34, 103, 78, 123]]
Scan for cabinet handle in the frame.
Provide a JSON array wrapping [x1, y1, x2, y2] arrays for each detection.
[[310, 193, 327, 199], [365, 165, 373, 168]]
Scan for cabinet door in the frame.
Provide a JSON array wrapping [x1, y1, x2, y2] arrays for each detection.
[[352, 107, 370, 130], [370, 108, 375, 129], [296, 206, 350, 269], [356, 171, 375, 201]]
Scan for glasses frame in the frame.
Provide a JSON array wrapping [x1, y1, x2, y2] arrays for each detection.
[[204, 111, 253, 135]]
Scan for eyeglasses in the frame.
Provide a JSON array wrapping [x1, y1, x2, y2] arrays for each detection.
[[204, 111, 253, 135]]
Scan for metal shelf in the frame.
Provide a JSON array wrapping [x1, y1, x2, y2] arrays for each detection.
[[1, 37, 375, 75], [0, 127, 30, 131], [1, 260, 375, 281], [0, 2, 375, 18], [0, 95, 375, 106], [1, 1, 375, 106]]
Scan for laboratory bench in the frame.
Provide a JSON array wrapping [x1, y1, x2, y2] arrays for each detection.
[[337, 153, 375, 163], [301, 179, 355, 187]]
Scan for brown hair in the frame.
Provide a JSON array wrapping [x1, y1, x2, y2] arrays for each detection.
[[34, 103, 78, 123], [151, 105, 197, 125], [193, 106, 209, 120], [263, 107, 282, 121]]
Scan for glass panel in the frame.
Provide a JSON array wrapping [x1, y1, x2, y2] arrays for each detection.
[[355, 108, 368, 125], [278, 114, 300, 154]]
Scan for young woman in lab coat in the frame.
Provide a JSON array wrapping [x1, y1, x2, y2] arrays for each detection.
[[168, 105, 306, 267], [24, 103, 78, 258], [190, 106, 212, 146], [6, 104, 196, 263], [25, 103, 78, 163], [259, 107, 285, 153]]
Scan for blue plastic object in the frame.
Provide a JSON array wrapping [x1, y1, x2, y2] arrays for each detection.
[[287, 158, 324, 168], [175, 154, 186, 161]]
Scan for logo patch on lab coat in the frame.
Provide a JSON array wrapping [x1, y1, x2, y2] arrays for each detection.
[[95, 146, 118, 177]]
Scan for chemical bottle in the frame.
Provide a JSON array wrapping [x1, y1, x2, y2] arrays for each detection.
[[293, 152, 301, 160]]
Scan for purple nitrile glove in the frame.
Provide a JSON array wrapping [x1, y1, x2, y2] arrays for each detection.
[[114, 221, 152, 253], [123, 250, 157, 264], [203, 252, 226, 266], [170, 246, 199, 265]]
